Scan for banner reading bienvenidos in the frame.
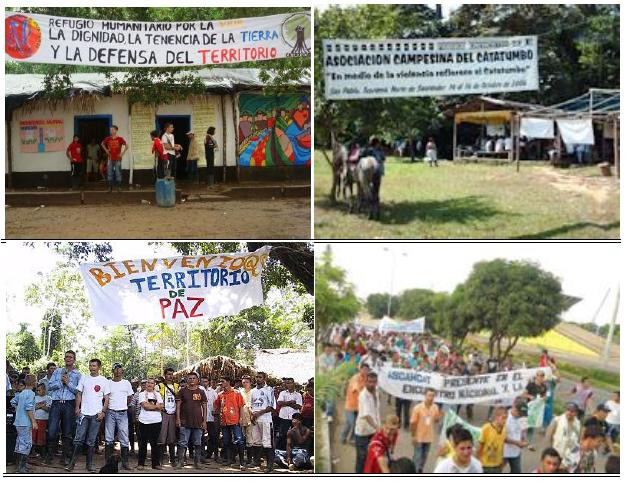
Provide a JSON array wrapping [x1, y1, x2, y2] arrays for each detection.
[[79, 246, 270, 326], [323, 36, 538, 100], [5, 11, 310, 67]]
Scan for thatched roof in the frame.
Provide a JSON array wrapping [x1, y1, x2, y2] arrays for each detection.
[[174, 349, 313, 386]]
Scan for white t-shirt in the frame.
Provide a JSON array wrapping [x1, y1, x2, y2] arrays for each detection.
[[355, 388, 381, 437], [162, 132, 176, 155], [434, 456, 483, 473], [605, 400, 620, 425], [204, 387, 218, 422], [138, 391, 164, 424], [251, 386, 275, 423], [503, 412, 523, 458], [109, 379, 134, 411], [77, 375, 111, 416], [277, 390, 303, 420], [159, 383, 178, 414]]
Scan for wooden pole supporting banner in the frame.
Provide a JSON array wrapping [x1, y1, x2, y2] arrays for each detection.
[[221, 95, 227, 183]]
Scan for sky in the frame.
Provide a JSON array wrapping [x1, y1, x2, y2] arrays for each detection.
[[316, 243, 621, 326]]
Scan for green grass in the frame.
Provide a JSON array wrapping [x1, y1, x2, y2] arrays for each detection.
[[314, 153, 620, 239]]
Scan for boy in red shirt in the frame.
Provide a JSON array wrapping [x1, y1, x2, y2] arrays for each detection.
[[66, 135, 83, 190], [363, 415, 400, 473], [215, 376, 246, 470], [150, 130, 168, 179], [101, 125, 128, 192]]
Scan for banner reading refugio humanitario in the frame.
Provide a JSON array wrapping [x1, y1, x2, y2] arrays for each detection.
[[323, 36, 538, 100], [5, 11, 310, 67]]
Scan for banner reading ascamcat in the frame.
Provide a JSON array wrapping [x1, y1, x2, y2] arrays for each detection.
[[323, 36, 538, 100], [379, 316, 425, 334], [79, 246, 270, 326], [5, 11, 310, 67], [378, 365, 551, 404]]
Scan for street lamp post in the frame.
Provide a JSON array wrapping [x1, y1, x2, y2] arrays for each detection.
[[383, 247, 407, 318]]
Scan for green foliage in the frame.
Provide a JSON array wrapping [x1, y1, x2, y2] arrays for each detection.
[[6, 7, 310, 104], [366, 292, 393, 319], [24, 242, 113, 263], [460, 259, 565, 361], [315, 245, 361, 335], [6, 323, 42, 368], [40, 309, 62, 358], [395, 288, 436, 320]]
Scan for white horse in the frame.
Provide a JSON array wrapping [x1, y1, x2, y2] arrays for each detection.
[[351, 156, 381, 220]]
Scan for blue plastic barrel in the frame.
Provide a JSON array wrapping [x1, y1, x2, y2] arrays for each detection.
[[155, 179, 176, 207]]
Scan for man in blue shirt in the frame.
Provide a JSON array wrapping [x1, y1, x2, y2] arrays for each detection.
[[38, 362, 57, 394], [45, 350, 81, 466]]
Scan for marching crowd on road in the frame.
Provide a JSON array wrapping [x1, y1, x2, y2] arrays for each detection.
[[6, 350, 314, 474], [319, 324, 620, 474]]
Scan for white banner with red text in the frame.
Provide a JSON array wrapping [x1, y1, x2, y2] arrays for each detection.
[[5, 11, 310, 67]]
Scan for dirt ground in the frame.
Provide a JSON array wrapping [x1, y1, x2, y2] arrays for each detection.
[[5, 198, 311, 239], [5, 448, 308, 474]]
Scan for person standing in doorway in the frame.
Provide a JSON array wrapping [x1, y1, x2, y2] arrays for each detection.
[[161, 123, 182, 179], [86, 138, 100, 181], [65, 359, 110, 473], [185, 131, 200, 183], [105, 363, 134, 470], [66, 135, 84, 190], [151, 130, 168, 179], [204, 126, 218, 188], [101, 125, 128, 193]]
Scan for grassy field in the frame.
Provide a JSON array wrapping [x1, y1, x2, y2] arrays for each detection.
[[314, 153, 620, 239]]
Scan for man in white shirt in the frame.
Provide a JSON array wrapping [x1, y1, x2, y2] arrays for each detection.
[[201, 376, 219, 461], [605, 390, 620, 444], [105, 362, 134, 470], [66, 358, 110, 473], [503, 400, 529, 473], [354, 371, 381, 473], [434, 427, 484, 473], [249, 371, 276, 472], [276, 377, 303, 451], [161, 123, 181, 178]]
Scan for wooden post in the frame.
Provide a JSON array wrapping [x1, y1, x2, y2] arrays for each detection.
[[452, 117, 457, 161], [6, 117, 13, 188], [509, 113, 514, 164], [516, 116, 521, 173], [231, 93, 240, 184], [221, 95, 227, 183], [614, 117, 619, 179]]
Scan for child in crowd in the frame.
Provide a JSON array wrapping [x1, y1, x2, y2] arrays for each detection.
[[33, 383, 52, 459], [11, 374, 38, 473]]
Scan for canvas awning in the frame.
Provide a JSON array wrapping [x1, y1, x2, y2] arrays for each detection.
[[454, 110, 512, 125]]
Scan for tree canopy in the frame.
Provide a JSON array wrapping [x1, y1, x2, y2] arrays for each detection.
[[314, 4, 620, 145]]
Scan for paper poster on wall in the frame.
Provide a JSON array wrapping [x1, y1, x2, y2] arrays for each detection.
[[238, 93, 311, 167], [323, 35, 539, 100], [5, 11, 310, 67], [19, 119, 65, 153], [79, 246, 270, 326]]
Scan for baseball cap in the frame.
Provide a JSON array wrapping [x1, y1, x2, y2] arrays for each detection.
[[112, 362, 123, 371], [596, 403, 610, 413]]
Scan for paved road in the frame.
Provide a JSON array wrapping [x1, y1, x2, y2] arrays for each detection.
[[328, 378, 612, 474]]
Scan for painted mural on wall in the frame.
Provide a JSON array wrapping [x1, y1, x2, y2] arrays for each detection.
[[238, 93, 311, 167], [19, 119, 65, 153]]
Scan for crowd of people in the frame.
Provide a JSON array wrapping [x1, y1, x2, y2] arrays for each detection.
[[6, 351, 314, 474], [319, 324, 620, 474], [64, 122, 220, 191]]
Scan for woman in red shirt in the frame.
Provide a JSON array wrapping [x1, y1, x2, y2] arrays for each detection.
[[150, 130, 168, 179], [363, 415, 400, 473], [66, 134, 83, 190]]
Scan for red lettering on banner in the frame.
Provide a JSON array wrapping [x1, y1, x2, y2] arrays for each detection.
[[158, 297, 207, 320]]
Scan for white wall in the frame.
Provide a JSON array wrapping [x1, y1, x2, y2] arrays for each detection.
[[10, 94, 130, 172], [9, 92, 242, 173]]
